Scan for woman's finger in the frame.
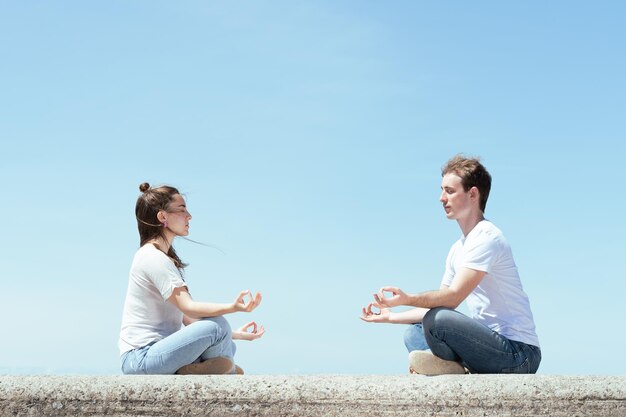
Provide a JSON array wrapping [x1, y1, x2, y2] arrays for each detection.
[[240, 321, 254, 331], [236, 290, 249, 304]]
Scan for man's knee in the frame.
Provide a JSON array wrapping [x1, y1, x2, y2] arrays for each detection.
[[404, 323, 429, 352], [404, 324, 422, 345], [423, 307, 457, 333]]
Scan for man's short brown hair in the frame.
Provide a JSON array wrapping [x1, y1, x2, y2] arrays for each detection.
[[442, 155, 492, 213]]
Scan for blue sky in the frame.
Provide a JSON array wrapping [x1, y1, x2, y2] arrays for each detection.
[[1, 2, 624, 375]]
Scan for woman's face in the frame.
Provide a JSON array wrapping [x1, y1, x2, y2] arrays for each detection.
[[164, 194, 192, 236]]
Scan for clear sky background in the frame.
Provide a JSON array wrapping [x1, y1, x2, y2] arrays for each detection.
[[1, 2, 624, 376]]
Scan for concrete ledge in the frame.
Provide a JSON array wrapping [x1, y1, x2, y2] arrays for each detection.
[[1, 375, 624, 416]]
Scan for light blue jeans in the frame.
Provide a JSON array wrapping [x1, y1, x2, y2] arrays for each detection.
[[121, 316, 236, 375], [404, 307, 541, 374]]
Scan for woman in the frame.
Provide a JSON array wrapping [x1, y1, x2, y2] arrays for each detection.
[[119, 183, 264, 375]]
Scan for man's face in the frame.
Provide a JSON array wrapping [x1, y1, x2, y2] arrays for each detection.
[[440, 173, 472, 220]]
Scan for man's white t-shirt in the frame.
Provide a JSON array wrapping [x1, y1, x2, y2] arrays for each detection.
[[118, 244, 186, 355], [442, 220, 540, 347]]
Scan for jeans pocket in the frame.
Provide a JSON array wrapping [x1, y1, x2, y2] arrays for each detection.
[[121, 348, 149, 375], [528, 346, 541, 373], [501, 357, 530, 374]]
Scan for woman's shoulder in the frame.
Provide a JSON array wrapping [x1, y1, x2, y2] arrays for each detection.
[[133, 244, 170, 266], [135, 243, 159, 257], [129, 245, 184, 291]]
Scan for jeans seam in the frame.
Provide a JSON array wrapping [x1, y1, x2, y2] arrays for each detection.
[[430, 325, 518, 359], [147, 332, 224, 358]]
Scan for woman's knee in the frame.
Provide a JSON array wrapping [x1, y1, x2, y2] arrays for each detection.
[[198, 316, 232, 340], [197, 317, 236, 361]]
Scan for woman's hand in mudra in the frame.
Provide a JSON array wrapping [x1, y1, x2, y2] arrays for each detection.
[[233, 290, 262, 313], [232, 321, 265, 340]]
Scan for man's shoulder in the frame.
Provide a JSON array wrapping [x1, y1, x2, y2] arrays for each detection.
[[466, 220, 508, 248], [477, 220, 505, 237]]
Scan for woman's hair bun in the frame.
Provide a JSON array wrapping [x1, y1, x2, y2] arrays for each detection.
[[139, 182, 151, 193]]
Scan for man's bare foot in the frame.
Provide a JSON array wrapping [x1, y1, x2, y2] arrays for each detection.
[[408, 351, 465, 376]]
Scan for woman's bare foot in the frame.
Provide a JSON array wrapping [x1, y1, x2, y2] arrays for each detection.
[[175, 357, 234, 375]]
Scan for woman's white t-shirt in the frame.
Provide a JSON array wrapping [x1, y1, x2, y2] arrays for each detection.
[[442, 220, 540, 348], [118, 244, 186, 355]]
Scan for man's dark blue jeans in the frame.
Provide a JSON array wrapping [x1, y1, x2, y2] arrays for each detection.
[[404, 307, 541, 374]]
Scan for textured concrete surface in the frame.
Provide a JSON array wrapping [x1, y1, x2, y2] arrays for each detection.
[[0, 375, 624, 416]]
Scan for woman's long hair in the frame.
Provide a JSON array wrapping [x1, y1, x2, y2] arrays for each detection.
[[135, 182, 187, 270]]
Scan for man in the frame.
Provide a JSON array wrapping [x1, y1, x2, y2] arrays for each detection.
[[361, 155, 541, 375]]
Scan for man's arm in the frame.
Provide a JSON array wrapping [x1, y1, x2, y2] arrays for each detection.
[[375, 267, 486, 309], [360, 305, 430, 324], [389, 307, 430, 324]]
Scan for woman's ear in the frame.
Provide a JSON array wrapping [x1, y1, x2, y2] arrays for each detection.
[[156, 210, 167, 224]]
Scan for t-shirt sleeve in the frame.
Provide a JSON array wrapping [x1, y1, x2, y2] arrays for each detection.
[[462, 231, 499, 273], [143, 250, 187, 300]]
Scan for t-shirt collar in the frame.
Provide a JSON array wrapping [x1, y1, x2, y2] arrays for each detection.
[[460, 219, 489, 244]]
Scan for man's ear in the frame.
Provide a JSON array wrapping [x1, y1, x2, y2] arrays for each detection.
[[470, 186, 480, 201]]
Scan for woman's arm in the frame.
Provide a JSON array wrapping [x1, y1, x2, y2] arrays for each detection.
[[169, 287, 262, 319]]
